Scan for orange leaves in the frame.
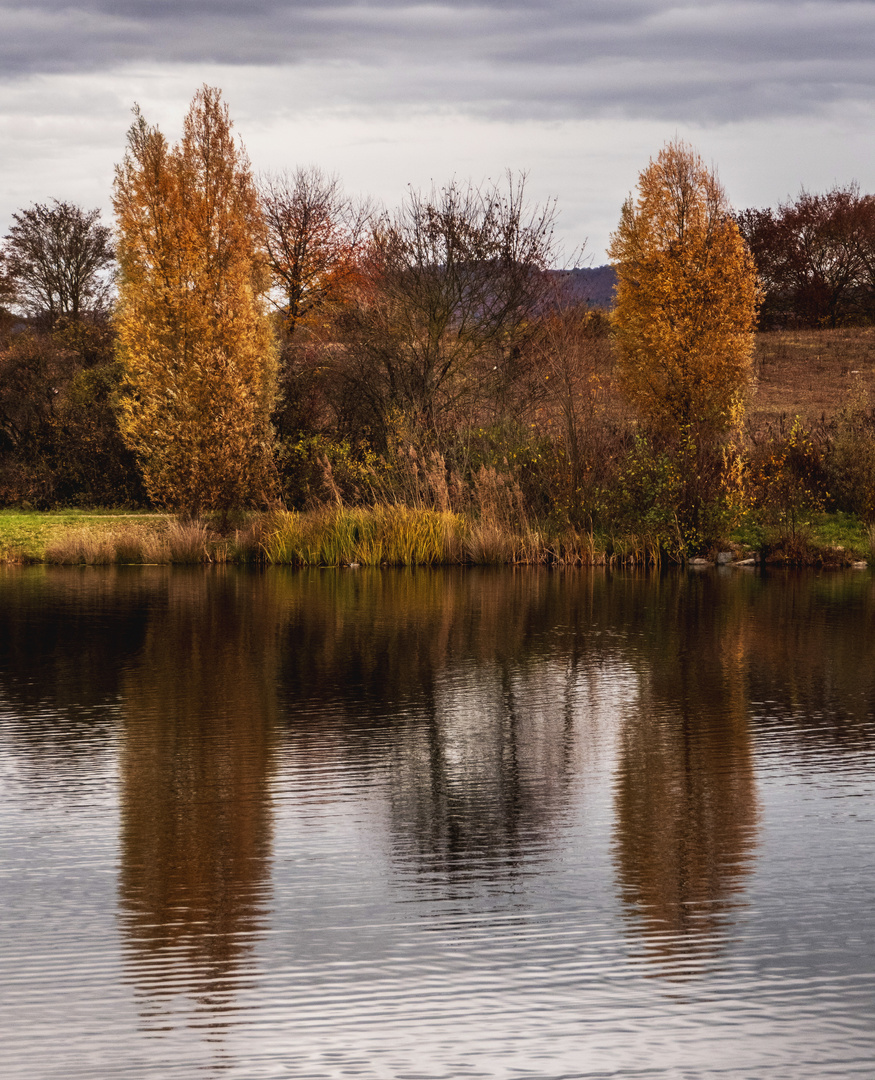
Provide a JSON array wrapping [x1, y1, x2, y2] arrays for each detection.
[[113, 86, 277, 515], [609, 140, 761, 437]]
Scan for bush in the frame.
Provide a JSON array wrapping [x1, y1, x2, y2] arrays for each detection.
[[747, 417, 829, 538], [277, 434, 380, 508], [608, 428, 737, 559], [826, 398, 875, 522]]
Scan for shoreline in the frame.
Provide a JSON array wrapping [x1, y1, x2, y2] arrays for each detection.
[[1, 507, 871, 569]]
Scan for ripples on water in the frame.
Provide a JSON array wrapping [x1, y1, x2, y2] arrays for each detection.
[[1, 566, 873, 1078]]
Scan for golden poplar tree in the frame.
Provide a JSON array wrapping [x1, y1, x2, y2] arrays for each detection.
[[113, 86, 277, 515], [608, 140, 760, 437]]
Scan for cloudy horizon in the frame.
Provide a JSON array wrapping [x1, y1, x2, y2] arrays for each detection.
[[2, 0, 874, 260]]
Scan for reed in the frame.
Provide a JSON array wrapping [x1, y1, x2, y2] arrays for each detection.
[[544, 526, 605, 566], [263, 505, 617, 567], [164, 520, 211, 563], [44, 529, 117, 565], [604, 532, 664, 567], [464, 520, 511, 565], [112, 527, 147, 564], [229, 518, 271, 563], [263, 505, 469, 566]]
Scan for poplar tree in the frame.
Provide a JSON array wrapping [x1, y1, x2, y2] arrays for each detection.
[[113, 86, 277, 516], [608, 140, 760, 438]]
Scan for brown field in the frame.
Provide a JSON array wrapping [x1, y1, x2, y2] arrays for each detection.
[[597, 327, 875, 431], [749, 327, 875, 426]]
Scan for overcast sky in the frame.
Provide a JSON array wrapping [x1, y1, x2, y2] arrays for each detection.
[[2, 0, 873, 261]]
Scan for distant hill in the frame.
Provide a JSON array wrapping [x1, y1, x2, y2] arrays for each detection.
[[549, 265, 617, 309]]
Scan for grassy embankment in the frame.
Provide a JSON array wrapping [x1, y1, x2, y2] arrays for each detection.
[[0, 505, 633, 567], [4, 505, 870, 568], [2, 327, 874, 568]]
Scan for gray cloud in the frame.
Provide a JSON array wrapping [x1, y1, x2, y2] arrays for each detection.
[[1, 1, 873, 123]]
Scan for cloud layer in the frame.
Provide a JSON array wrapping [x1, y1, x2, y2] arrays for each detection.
[[2, 1, 873, 123], [2, 2, 874, 259]]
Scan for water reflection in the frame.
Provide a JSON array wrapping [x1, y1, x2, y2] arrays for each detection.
[[387, 661, 581, 894], [0, 567, 151, 760], [276, 570, 599, 892], [745, 572, 875, 761], [1, 559, 874, 1075], [117, 571, 282, 1017], [612, 575, 760, 971]]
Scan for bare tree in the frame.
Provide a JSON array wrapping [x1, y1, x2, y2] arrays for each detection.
[[330, 173, 559, 447], [259, 166, 373, 337], [850, 192, 875, 322], [779, 186, 867, 328], [526, 282, 615, 522], [0, 258, 14, 312], [2, 201, 114, 327]]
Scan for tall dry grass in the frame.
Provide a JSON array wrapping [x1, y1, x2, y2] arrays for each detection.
[[44, 525, 159, 565], [263, 503, 623, 566], [44, 529, 118, 565], [263, 505, 468, 566], [35, 502, 659, 569], [43, 520, 237, 565]]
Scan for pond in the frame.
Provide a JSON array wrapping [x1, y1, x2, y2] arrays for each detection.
[[1, 565, 873, 1078]]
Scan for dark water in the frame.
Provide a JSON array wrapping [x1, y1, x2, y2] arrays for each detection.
[[1, 565, 873, 1078]]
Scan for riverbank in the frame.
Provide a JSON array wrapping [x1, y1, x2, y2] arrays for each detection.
[[1, 507, 871, 568]]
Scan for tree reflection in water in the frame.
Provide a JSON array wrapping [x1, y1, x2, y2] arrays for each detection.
[[117, 570, 282, 1020], [4, 559, 875, 1076], [612, 573, 761, 975], [0, 567, 151, 758], [276, 569, 596, 895]]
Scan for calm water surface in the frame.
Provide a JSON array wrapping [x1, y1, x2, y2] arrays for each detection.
[[1, 566, 873, 1078]]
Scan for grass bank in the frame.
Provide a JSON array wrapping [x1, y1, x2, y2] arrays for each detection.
[[1, 506, 871, 568], [0, 506, 613, 567], [0, 509, 174, 563], [731, 511, 874, 567]]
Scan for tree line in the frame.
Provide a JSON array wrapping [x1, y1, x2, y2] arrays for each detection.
[[735, 186, 875, 328], [1, 86, 871, 554]]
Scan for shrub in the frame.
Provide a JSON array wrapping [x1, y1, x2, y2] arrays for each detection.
[[826, 395, 875, 522], [277, 434, 380, 508], [747, 416, 829, 539]]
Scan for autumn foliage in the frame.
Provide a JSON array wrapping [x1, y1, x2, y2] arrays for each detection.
[[112, 86, 277, 516], [6, 99, 875, 564], [609, 140, 760, 437], [736, 185, 875, 328], [260, 166, 369, 338]]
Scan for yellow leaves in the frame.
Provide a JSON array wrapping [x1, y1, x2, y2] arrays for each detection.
[[609, 139, 760, 437], [113, 86, 277, 515]]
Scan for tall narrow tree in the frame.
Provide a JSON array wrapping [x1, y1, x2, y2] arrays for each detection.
[[113, 86, 277, 515], [609, 140, 761, 550], [609, 140, 760, 438]]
